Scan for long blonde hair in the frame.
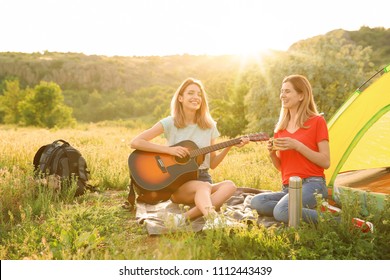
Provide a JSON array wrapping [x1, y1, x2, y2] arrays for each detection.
[[170, 78, 214, 129], [274, 74, 319, 133]]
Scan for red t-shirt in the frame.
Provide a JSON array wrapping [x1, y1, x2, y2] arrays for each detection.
[[275, 115, 329, 185]]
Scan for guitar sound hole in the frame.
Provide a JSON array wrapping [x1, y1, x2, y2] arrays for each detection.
[[175, 155, 190, 164]]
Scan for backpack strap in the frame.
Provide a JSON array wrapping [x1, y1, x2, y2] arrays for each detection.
[[36, 143, 64, 176], [53, 139, 70, 146], [51, 146, 68, 176], [33, 145, 49, 176], [40, 140, 69, 175]]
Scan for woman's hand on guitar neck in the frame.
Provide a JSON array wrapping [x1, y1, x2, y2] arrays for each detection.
[[235, 135, 250, 148]]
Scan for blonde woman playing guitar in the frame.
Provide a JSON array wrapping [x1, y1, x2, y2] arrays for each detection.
[[129, 78, 268, 228]]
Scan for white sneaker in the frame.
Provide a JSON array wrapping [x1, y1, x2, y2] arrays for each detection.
[[202, 215, 237, 230], [162, 213, 188, 228]]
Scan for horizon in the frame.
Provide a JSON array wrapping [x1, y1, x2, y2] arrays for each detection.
[[1, 0, 389, 57], [0, 25, 382, 59]]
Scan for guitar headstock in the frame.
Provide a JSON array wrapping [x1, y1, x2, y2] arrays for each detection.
[[247, 132, 270, 142]]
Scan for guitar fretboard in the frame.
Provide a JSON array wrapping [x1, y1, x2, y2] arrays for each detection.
[[189, 138, 242, 157]]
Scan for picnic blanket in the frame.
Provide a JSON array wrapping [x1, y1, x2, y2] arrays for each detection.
[[135, 187, 280, 235]]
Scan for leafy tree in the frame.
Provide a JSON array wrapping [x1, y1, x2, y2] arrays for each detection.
[[130, 85, 173, 120], [80, 90, 105, 122], [288, 29, 372, 118], [0, 80, 26, 124], [349, 26, 390, 68], [211, 82, 249, 137], [18, 81, 75, 128]]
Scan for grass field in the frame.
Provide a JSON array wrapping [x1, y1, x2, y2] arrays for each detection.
[[0, 124, 389, 260]]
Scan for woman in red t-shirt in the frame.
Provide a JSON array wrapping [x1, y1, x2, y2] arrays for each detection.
[[251, 74, 330, 223]]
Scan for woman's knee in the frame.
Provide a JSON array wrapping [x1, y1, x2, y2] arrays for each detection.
[[250, 194, 275, 216], [223, 180, 237, 194], [213, 180, 236, 195], [273, 203, 288, 223], [250, 194, 264, 210]]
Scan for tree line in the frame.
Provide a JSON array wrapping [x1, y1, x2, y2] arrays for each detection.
[[0, 27, 389, 136]]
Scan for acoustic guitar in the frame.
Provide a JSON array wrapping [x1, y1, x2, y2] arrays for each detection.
[[128, 133, 269, 204]]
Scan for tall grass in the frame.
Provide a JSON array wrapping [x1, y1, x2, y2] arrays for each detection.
[[0, 124, 389, 260]]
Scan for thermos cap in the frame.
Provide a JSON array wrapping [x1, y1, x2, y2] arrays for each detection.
[[289, 176, 302, 188]]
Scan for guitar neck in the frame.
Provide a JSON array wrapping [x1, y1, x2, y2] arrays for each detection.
[[189, 138, 242, 157]]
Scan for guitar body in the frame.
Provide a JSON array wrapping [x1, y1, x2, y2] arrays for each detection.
[[128, 140, 204, 204], [127, 132, 269, 204]]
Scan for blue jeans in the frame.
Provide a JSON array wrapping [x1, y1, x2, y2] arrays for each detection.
[[250, 177, 328, 224]]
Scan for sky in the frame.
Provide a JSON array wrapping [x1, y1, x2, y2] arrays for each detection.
[[1, 0, 389, 57]]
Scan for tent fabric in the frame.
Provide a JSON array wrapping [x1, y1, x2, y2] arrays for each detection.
[[334, 167, 390, 195], [325, 65, 390, 187]]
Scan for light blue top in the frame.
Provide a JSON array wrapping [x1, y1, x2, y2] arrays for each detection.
[[160, 116, 220, 169]]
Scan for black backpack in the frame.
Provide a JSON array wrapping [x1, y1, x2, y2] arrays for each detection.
[[33, 139, 95, 196]]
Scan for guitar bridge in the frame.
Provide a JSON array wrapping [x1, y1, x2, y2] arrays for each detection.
[[155, 156, 167, 173]]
